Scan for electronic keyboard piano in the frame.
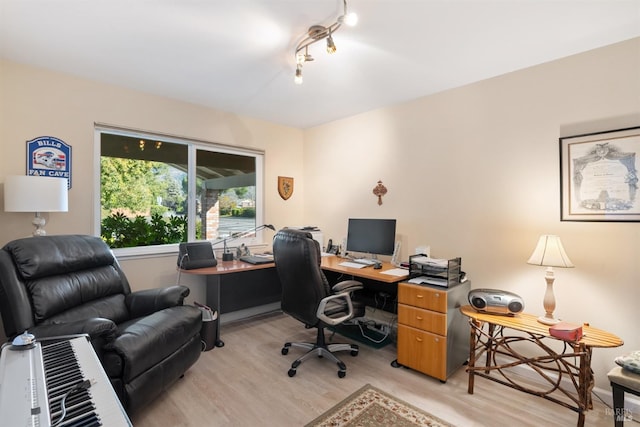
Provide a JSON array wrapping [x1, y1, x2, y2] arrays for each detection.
[[0, 334, 132, 427]]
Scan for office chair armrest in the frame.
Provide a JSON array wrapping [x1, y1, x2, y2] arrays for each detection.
[[332, 280, 363, 294], [316, 292, 354, 326]]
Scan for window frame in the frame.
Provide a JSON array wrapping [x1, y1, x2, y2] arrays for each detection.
[[94, 124, 265, 258]]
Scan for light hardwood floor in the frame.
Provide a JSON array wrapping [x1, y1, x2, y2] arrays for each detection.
[[131, 312, 618, 427]]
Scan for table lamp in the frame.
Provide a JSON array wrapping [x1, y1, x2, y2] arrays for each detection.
[[4, 175, 69, 236], [527, 235, 574, 325]]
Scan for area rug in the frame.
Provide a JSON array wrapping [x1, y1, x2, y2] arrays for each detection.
[[305, 384, 455, 427]]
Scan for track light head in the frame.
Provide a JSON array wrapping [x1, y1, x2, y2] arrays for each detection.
[[342, 12, 358, 26], [292, 0, 356, 84], [326, 34, 336, 54], [294, 65, 303, 85]]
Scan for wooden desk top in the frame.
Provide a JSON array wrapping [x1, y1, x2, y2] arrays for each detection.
[[460, 305, 623, 349], [320, 256, 409, 283], [180, 255, 409, 283], [180, 259, 275, 276]]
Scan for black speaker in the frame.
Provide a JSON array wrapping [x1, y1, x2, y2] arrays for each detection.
[[468, 289, 524, 315], [178, 242, 217, 270]]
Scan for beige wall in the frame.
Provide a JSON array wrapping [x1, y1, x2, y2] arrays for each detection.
[[303, 37, 640, 389], [1, 38, 639, 391], [0, 59, 305, 318]]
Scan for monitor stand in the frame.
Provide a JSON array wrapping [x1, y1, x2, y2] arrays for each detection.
[[351, 254, 378, 266]]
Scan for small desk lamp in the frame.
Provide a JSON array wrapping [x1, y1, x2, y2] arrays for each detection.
[[221, 224, 276, 261], [4, 175, 68, 236], [527, 235, 574, 325]]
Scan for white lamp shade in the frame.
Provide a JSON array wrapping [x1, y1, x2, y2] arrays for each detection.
[[527, 235, 574, 268], [4, 175, 68, 213]]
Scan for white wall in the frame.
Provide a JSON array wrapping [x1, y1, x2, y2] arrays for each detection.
[[302, 38, 640, 389]]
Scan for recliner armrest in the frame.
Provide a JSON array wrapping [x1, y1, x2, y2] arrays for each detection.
[[332, 280, 363, 293], [125, 285, 190, 318], [317, 292, 354, 326], [30, 317, 117, 343]]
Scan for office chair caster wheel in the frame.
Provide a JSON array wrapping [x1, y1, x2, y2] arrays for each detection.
[[281, 347, 289, 355], [288, 369, 296, 377], [338, 370, 346, 378], [350, 350, 358, 357]]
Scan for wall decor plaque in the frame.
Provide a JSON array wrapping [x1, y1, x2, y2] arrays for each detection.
[[278, 176, 294, 200], [27, 136, 72, 188]]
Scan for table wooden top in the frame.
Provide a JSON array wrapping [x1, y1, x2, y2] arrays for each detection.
[[180, 259, 275, 275], [180, 254, 409, 283], [320, 256, 409, 283], [460, 305, 623, 349]]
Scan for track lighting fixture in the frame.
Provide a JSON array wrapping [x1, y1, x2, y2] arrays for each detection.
[[295, 65, 303, 85], [326, 29, 336, 54], [293, 0, 357, 84]]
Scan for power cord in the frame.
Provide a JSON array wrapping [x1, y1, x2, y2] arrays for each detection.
[[51, 379, 93, 427], [176, 253, 188, 285], [357, 320, 389, 344]]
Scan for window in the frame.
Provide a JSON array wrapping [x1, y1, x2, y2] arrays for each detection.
[[95, 125, 263, 254]]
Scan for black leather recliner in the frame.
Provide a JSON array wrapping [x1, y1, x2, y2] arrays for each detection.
[[273, 228, 365, 378], [0, 234, 202, 414]]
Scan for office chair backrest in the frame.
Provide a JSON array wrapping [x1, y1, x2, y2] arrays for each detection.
[[273, 229, 330, 326]]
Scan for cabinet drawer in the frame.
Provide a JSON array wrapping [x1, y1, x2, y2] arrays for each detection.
[[398, 282, 447, 312], [397, 324, 447, 381], [398, 304, 446, 335]]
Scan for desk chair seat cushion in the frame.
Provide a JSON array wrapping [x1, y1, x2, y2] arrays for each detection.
[[615, 350, 640, 375], [608, 366, 640, 391]]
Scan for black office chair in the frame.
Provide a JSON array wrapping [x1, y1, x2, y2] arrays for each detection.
[[273, 228, 365, 378]]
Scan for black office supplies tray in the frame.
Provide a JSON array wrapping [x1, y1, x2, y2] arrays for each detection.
[[408, 254, 462, 287]]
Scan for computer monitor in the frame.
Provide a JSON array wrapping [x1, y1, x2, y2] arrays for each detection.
[[346, 218, 396, 257]]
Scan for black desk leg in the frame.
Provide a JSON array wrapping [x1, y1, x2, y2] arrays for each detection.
[[206, 275, 225, 347]]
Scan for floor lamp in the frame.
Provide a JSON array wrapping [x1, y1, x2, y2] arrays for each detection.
[[4, 175, 69, 236], [527, 235, 574, 325]]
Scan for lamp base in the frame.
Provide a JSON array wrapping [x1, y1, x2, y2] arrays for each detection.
[[222, 252, 234, 262], [538, 316, 560, 325], [32, 212, 47, 236]]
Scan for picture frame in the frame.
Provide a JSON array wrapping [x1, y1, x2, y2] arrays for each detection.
[[560, 126, 640, 222]]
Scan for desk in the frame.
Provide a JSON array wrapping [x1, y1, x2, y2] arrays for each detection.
[[460, 305, 623, 427], [181, 260, 278, 347], [321, 257, 409, 313], [181, 256, 408, 347], [320, 256, 409, 283]]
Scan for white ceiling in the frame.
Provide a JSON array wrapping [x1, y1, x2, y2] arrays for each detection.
[[1, 1, 639, 129]]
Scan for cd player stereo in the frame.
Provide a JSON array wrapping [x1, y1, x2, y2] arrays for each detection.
[[468, 289, 524, 315]]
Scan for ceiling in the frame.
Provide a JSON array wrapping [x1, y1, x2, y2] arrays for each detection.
[[1, 1, 639, 129]]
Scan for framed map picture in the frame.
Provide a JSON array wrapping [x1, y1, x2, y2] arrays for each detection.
[[560, 126, 640, 222]]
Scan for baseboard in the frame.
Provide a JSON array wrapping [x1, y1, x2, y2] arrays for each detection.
[[219, 302, 281, 324]]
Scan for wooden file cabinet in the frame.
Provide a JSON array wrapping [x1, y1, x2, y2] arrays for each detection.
[[396, 281, 470, 381]]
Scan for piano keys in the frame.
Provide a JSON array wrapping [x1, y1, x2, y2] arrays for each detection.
[[0, 334, 132, 427]]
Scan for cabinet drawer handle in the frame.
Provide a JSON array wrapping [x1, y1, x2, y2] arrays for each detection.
[[416, 295, 423, 298], [415, 316, 423, 320], [434, 293, 440, 297], [415, 337, 423, 342]]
